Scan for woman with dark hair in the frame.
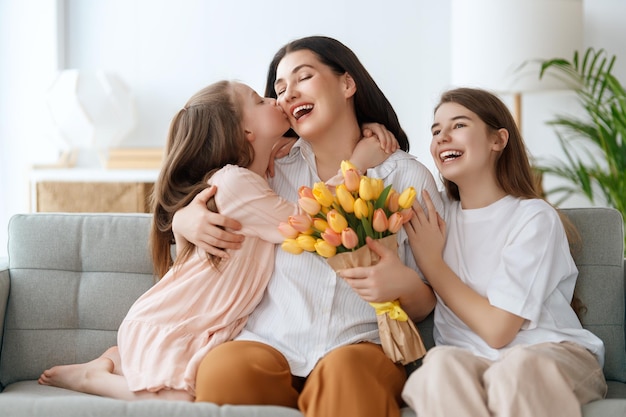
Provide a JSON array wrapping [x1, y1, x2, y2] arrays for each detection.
[[174, 36, 442, 417], [264, 36, 409, 151]]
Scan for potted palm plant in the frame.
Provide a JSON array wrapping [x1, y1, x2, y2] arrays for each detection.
[[534, 47, 626, 251]]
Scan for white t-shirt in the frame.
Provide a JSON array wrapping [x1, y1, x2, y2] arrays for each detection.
[[235, 139, 443, 377], [434, 193, 605, 365]]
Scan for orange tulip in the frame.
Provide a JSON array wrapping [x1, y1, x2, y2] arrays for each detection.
[[288, 214, 312, 234], [298, 197, 321, 216], [298, 185, 314, 199], [341, 227, 359, 249], [321, 228, 342, 247], [372, 208, 389, 233], [387, 212, 403, 233], [343, 168, 361, 192], [278, 221, 299, 239], [386, 189, 400, 212]]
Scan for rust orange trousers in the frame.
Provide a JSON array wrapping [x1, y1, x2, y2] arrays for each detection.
[[195, 340, 407, 417]]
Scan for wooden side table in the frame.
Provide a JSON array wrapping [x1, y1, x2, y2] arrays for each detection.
[[30, 169, 160, 213]]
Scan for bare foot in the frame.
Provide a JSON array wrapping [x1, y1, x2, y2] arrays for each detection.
[[38, 356, 114, 393]]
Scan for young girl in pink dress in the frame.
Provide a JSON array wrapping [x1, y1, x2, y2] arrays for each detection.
[[38, 80, 394, 401]]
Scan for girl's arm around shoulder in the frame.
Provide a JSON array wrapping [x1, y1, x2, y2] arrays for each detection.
[[212, 165, 300, 243]]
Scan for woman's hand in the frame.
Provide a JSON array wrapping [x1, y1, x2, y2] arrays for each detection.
[[172, 186, 244, 259], [404, 190, 446, 268], [337, 237, 436, 321]]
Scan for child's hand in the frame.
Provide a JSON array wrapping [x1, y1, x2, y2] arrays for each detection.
[[362, 123, 399, 154], [267, 137, 296, 177], [404, 190, 446, 268], [350, 123, 399, 173]]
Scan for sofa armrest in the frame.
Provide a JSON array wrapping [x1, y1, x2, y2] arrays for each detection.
[[0, 258, 9, 387]]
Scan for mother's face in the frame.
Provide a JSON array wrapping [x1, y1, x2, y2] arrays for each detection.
[[273, 49, 356, 141]]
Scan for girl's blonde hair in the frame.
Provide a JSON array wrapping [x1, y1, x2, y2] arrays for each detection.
[[150, 80, 254, 279]]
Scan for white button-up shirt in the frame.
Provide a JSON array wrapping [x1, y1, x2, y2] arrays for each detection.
[[236, 139, 442, 376]]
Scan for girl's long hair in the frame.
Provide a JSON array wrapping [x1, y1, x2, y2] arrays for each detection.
[[150, 80, 253, 279], [436, 87, 584, 317], [435, 88, 540, 202], [264, 35, 410, 152]]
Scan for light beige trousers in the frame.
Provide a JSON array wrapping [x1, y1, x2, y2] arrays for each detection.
[[402, 342, 607, 417]]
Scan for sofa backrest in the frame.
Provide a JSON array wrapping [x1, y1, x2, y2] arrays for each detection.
[[561, 207, 625, 382], [0, 213, 155, 388], [0, 209, 624, 387]]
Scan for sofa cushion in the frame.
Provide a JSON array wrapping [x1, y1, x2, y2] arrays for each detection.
[[562, 208, 625, 382], [0, 213, 156, 387]]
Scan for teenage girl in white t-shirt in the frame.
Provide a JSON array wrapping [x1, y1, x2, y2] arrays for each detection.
[[400, 88, 607, 417]]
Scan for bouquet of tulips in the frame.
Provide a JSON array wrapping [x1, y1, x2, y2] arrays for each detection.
[[279, 161, 427, 365]]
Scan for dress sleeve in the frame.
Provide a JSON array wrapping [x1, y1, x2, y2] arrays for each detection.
[[486, 204, 578, 327], [211, 166, 300, 244]]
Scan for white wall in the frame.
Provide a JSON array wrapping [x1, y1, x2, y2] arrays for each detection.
[[1, 0, 625, 258]]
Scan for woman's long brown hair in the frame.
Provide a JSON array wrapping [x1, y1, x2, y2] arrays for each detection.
[[435, 88, 585, 318], [149, 81, 254, 279]]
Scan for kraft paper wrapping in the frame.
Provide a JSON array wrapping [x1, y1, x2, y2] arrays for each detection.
[[326, 235, 427, 365]]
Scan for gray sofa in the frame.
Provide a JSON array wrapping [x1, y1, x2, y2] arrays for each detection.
[[0, 209, 625, 417]]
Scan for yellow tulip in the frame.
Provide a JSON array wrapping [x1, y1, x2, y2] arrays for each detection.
[[372, 208, 389, 233], [353, 198, 369, 219], [370, 178, 385, 200], [282, 239, 304, 255], [315, 239, 337, 258], [398, 187, 417, 209], [278, 221, 299, 239], [343, 168, 361, 192], [387, 212, 403, 233], [312, 218, 329, 232], [359, 177, 375, 201], [340, 160, 358, 176], [326, 209, 348, 233], [298, 197, 321, 216], [296, 235, 317, 252], [341, 227, 359, 250], [336, 184, 355, 213], [313, 182, 334, 207]]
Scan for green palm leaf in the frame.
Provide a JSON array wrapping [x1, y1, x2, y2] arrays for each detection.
[[535, 48, 626, 252]]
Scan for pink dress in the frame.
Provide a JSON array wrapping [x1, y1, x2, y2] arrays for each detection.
[[117, 165, 299, 396]]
